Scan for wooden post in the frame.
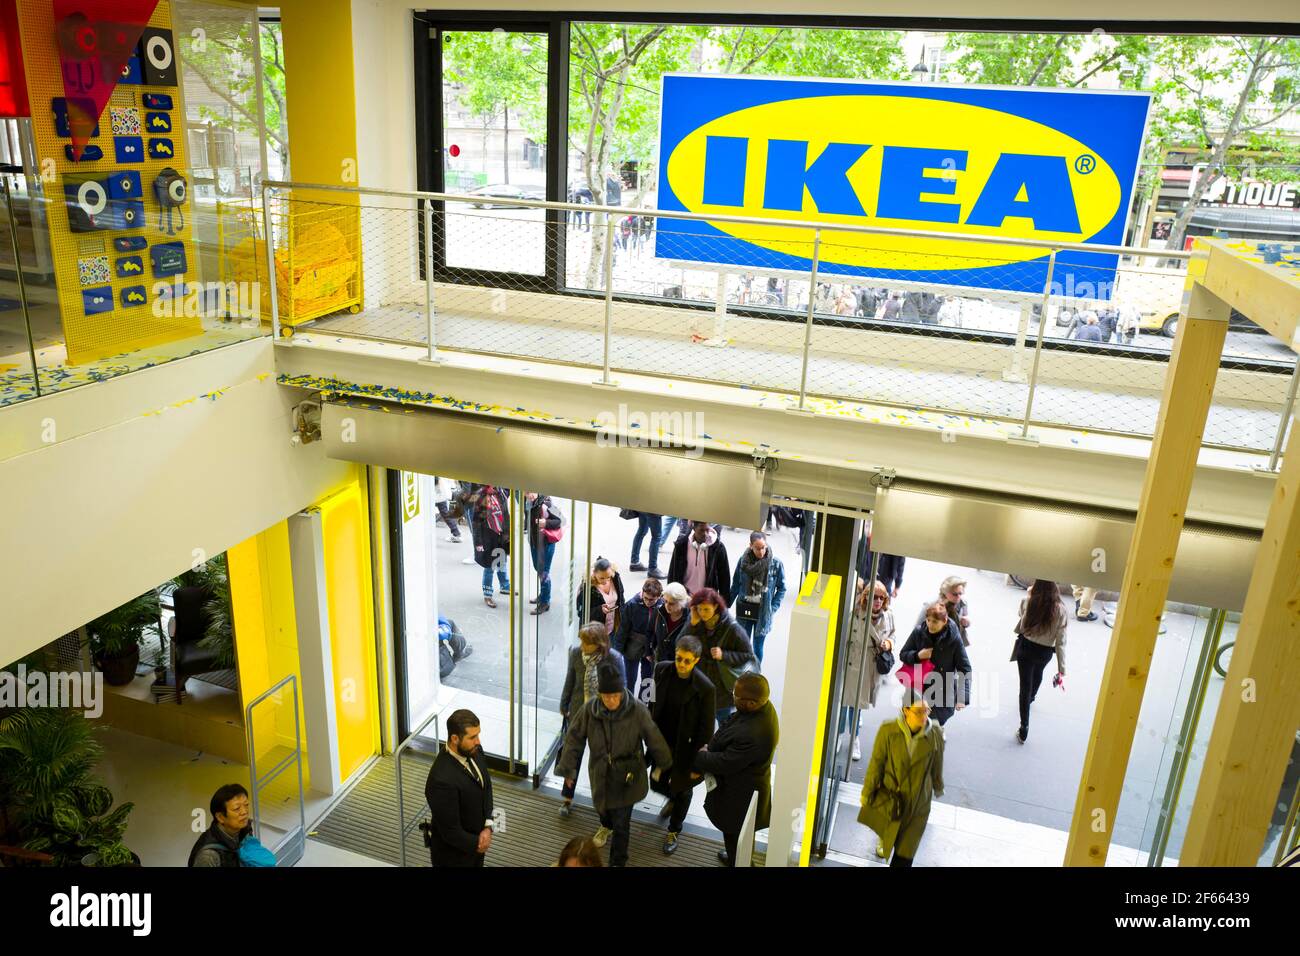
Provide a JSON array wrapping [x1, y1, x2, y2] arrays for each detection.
[[1179, 411, 1300, 865], [1064, 280, 1229, 866]]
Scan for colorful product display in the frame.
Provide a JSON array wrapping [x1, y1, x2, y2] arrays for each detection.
[[120, 285, 148, 307], [147, 137, 173, 159], [77, 255, 110, 286], [150, 241, 186, 277], [64, 143, 103, 161], [113, 135, 143, 162], [139, 28, 176, 86], [115, 255, 144, 277], [81, 286, 113, 315]]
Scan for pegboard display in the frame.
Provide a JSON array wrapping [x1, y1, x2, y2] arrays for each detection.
[[16, 0, 201, 365]]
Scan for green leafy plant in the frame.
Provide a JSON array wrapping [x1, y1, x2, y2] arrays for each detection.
[[173, 554, 235, 670], [85, 593, 160, 661], [0, 708, 136, 866]]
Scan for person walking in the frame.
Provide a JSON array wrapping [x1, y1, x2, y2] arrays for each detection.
[[843, 579, 896, 761], [466, 484, 510, 607], [1098, 308, 1118, 344], [1119, 303, 1140, 346], [1012, 579, 1068, 744], [729, 531, 786, 664], [1071, 583, 1099, 622], [577, 556, 625, 636], [614, 577, 663, 702], [916, 575, 971, 647], [668, 520, 732, 603], [557, 623, 626, 818], [859, 689, 944, 867], [524, 492, 562, 615], [557, 659, 672, 867], [693, 672, 779, 867], [856, 533, 906, 598], [423, 709, 494, 867], [654, 582, 692, 665], [651, 634, 715, 855], [898, 602, 971, 726], [686, 587, 757, 725], [629, 511, 666, 579], [433, 477, 462, 543]]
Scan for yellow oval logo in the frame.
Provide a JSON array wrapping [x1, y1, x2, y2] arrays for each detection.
[[665, 94, 1121, 271]]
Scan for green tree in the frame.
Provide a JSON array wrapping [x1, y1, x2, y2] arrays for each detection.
[[568, 23, 906, 283], [442, 31, 549, 184], [180, 20, 288, 177], [1147, 36, 1300, 256]]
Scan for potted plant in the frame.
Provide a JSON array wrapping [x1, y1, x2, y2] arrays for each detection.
[[173, 554, 235, 670], [0, 708, 138, 866], [85, 592, 160, 686]]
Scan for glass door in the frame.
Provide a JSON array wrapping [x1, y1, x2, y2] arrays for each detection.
[[435, 27, 550, 278], [810, 517, 867, 857], [519, 495, 590, 784]]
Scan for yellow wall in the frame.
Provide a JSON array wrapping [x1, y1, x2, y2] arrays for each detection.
[[229, 521, 311, 788], [280, 0, 359, 188], [319, 475, 380, 782]]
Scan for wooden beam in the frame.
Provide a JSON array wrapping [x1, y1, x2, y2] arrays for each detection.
[[1064, 280, 1229, 866], [1180, 409, 1300, 864], [1200, 239, 1300, 351]]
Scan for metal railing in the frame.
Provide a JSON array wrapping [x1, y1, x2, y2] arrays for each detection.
[[245, 673, 306, 867], [257, 179, 1297, 463], [394, 708, 441, 867]]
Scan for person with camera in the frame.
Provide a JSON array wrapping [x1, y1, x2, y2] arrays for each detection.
[[556, 659, 672, 867], [423, 709, 494, 867]]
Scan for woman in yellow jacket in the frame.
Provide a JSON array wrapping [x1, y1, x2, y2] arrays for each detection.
[[858, 690, 945, 867]]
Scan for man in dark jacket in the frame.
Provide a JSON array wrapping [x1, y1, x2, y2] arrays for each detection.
[[651, 635, 715, 855], [423, 708, 494, 867], [694, 673, 779, 867], [189, 783, 252, 866], [668, 520, 732, 603], [524, 493, 562, 614], [614, 577, 663, 701], [557, 661, 672, 867], [856, 534, 906, 598]]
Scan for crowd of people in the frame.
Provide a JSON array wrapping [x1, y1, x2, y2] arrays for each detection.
[[188, 486, 1082, 869]]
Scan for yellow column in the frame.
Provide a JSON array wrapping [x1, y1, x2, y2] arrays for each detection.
[[1180, 415, 1300, 864], [279, 0, 359, 187], [228, 521, 311, 788], [1064, 277, 1229, 866]]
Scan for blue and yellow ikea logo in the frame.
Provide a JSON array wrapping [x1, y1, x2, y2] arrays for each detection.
[[656, 75, 1152, 294]]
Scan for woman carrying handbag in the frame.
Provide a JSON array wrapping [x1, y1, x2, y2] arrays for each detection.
[[859, 690, 944, 867], [842, 579, 895, 761], [1011, 579, 1068, 744]]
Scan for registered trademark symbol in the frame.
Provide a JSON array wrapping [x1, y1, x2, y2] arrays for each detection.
[[1075, 154, 1096, 175]]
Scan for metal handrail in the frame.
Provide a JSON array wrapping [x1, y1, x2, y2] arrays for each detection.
[[244, 673, 306, 866], [261, 178, 1192, 261], [394, 708, 441, 867]]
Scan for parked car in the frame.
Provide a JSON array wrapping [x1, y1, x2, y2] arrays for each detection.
[[466, 184, 544, 209]]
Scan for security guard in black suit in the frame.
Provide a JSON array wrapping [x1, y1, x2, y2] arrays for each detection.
[[423, 709, 494, 866]]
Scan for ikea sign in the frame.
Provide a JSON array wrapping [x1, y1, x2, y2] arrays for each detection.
[[655, 74, 1152, 296]]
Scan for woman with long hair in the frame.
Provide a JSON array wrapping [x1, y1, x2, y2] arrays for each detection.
[[843, 579, 896, 760], [557, 622, 625, 817], [1012, 579, 1067, 744], [577, 556, 625, 637]]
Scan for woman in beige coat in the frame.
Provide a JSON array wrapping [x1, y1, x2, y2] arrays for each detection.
[[843, 579, 896, 760], [859, 690, 944, 867]]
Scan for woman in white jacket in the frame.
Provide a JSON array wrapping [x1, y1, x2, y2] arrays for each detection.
[[843, 579, 896, 760]]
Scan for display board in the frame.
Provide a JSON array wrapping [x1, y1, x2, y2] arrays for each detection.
[[17, 0, 200, 364], [655, 74, 1152, 299]]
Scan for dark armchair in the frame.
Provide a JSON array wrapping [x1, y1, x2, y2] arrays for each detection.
[[170, 586, 222, 704]]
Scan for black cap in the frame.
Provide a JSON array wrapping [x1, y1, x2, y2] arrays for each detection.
[[597, 659, 626, 694]]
